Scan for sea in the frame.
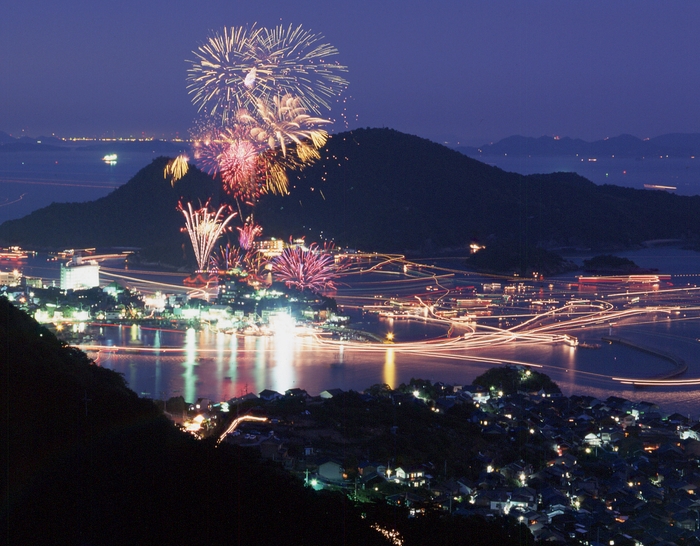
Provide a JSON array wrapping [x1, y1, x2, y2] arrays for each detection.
[[474, 153, 700, 196], [5, 150, 700, 415], [0, 148, 167, 223]]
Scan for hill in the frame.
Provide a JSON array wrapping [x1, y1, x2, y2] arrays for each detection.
[[0, 156, 222, 255], [0, 297, 388, 544], [254, 128, 700, 252], [2, 128, 700, 257]]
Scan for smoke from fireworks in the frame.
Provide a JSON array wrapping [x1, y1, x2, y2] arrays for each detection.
[[271, 243, 346, 293], [179, 202, 237, 272], [187, 24, 348, 118]]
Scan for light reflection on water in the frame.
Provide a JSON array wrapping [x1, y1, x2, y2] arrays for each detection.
[[91, 315, 700, 416]]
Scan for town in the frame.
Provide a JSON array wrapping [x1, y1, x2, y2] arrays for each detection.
[[192, 367, 700, 545]]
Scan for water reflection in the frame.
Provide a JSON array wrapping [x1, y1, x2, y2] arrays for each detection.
[[154, 330, 162, 399], [253, 337, 267, 395], [130, 324, 140, 344], [183, 328, 197, 403], [85, 314, 700, 416], [383, 348, 396, 389], [226, 335, 239, 400]]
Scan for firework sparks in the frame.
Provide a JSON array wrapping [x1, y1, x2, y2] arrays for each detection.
[[186, 24, 347, 118], [271, 243, 346, 293], [186, 25, 260, 122], [218, 137, 263, 199], [186, 23, 346, 214], [179, 202, 237, 272], [245, 94, 329, 157], [209, 242, 243, 272], [164, 154, 189, 186], [237, 216, 262, 250]]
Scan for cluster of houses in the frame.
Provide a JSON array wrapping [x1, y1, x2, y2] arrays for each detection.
[[215, 380, 700, 545], [2, 274, 337, 335]]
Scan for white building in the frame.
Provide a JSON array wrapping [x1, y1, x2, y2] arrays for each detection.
[[60, 256, 100, 290]]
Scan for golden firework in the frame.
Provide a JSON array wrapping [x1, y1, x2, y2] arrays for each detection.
[[164, 154, 190, 186]]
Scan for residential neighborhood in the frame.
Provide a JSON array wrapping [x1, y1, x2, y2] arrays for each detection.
[[200, 369, 700, 545]]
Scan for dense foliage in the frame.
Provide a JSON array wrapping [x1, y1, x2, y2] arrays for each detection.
[[472, 366, 562, 396], [582, 254, 641, 272]]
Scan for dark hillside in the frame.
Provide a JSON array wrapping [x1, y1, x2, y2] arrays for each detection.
[[0, 297, 385, 544], [0, 157, 222, 250], [2, 128, 700, 254], [255, 128, 700, 252], [2, 298, 536, 545]]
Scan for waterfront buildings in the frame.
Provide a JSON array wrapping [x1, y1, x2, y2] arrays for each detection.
[[60, 255, 100, 291]]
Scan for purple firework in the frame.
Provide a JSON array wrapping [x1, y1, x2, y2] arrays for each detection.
[[271, 244, 344, 293]]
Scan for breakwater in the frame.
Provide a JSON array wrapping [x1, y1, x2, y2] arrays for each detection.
[[602, 336, 688, 382]]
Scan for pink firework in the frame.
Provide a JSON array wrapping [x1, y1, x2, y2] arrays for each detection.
[[237, 217, 263, 250], [191, 122, 266, 202], [209, 243, 243, 272], [219, 139, 259, 187], [271, 244, 344, 293]]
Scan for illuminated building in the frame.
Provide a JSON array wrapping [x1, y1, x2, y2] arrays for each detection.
[[60, 256, 100, 291], [0, 270, 22, 287], [252, 237, 286, 257]]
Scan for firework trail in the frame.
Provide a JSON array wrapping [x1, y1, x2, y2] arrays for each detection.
[[179, 202, 237, 271], [237, 216, 263, 250], [270, 243, 346, 293]]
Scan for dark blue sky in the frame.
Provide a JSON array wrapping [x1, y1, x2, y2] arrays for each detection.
[[2, 1, 699, 145]]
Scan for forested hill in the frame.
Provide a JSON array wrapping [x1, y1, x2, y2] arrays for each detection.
[[2, 128, 700, 255], [1, 297, 386, 544], [0, 156, 222, 251], [255, 128, 700, 252]]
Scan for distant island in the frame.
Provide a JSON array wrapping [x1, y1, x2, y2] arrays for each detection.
[[454, 132, 700, 159]]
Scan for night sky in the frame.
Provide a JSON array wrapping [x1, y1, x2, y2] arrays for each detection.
[[2, 1, 700, 145]]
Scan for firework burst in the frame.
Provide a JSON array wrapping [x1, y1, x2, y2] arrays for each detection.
[[186, 25, 260, 122], [246, 94, 329, 157], [164, 154, 190, 185], [187, 24, 347, 119], [179, 201, 237, 272], [209, 242, 243, 272], [218, 137, 263, 199], [271, 243, 345, 293]]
